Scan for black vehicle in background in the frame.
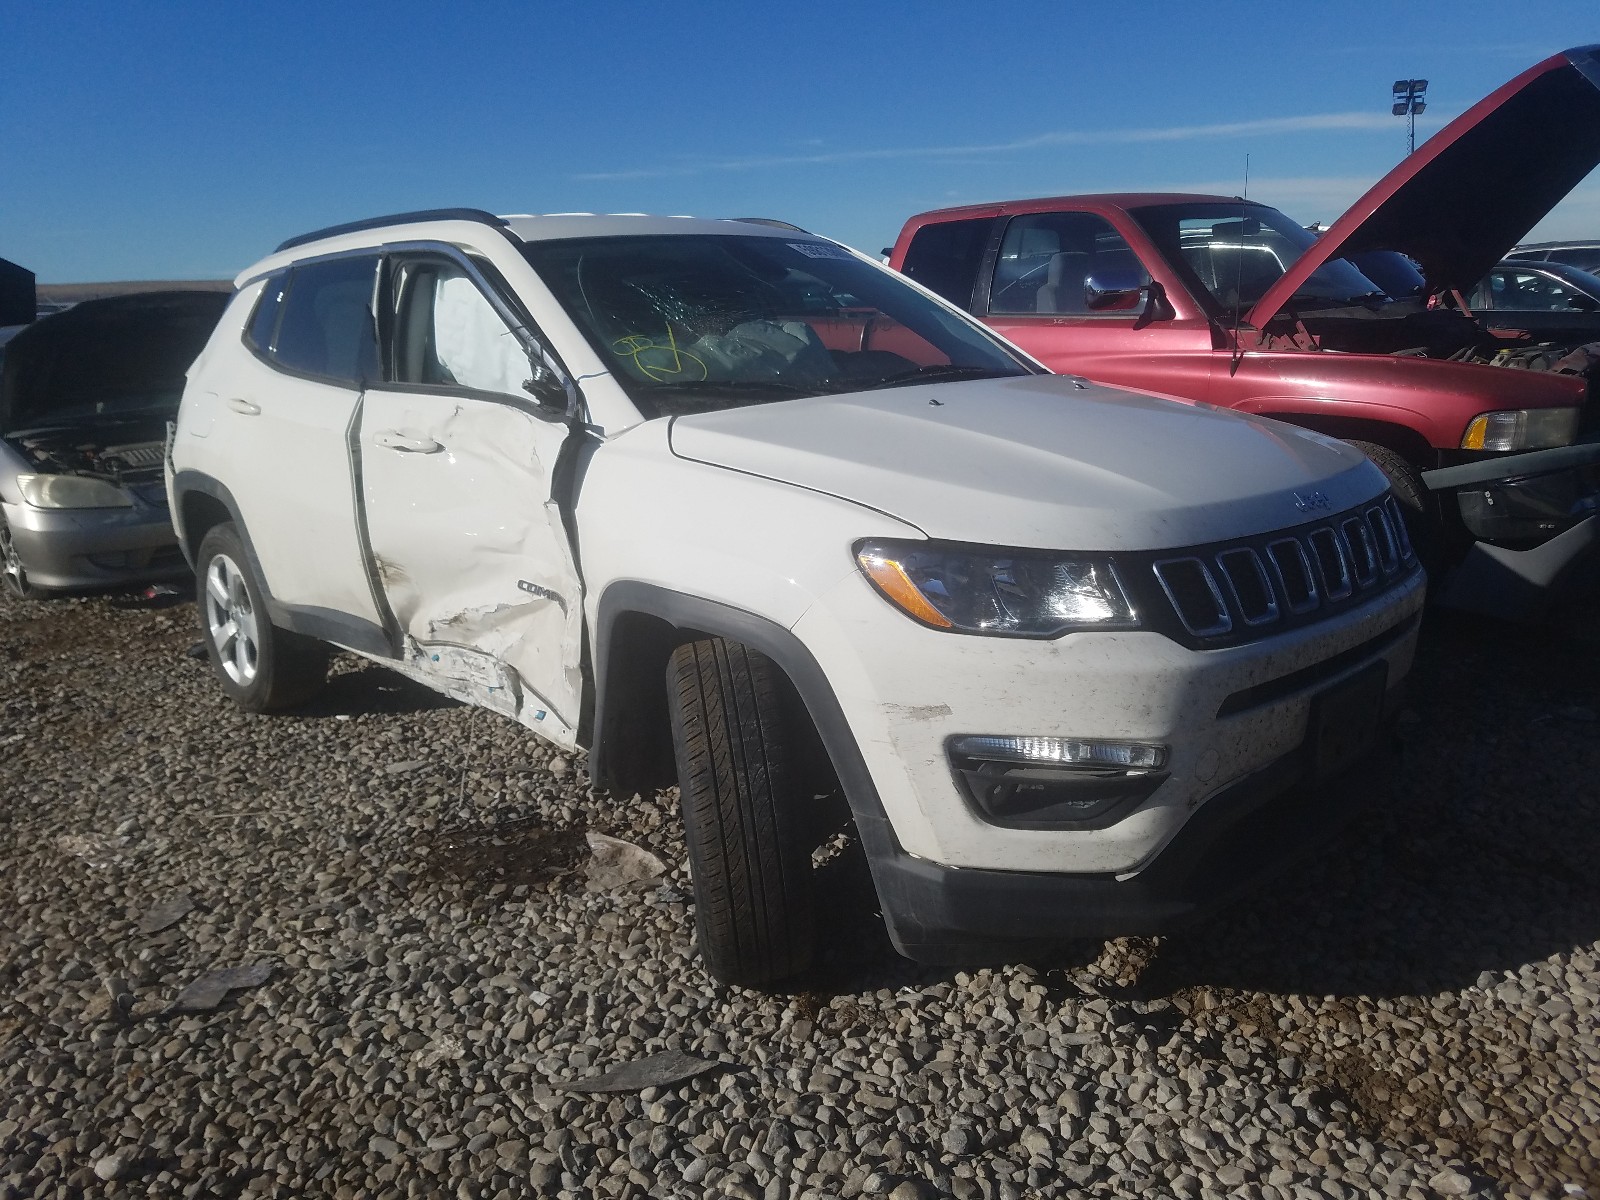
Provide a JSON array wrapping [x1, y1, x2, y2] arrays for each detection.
[[1506, 240, 1600, 274], [1470, 259, 1600, 347]]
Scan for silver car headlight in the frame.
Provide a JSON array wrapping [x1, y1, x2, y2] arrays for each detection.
[[856, 539, 1137, 636], [17, 473, 134, 509]]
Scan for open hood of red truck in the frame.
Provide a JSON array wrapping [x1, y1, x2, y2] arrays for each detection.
[[1247, 44, 1600, 329]]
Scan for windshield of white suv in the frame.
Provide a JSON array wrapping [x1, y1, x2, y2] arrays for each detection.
[[521, 234, 1035, 415], [1131, 203, 1394, 320]]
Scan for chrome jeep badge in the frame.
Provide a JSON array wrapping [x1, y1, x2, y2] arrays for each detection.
[[1292, 490, 1332, 513]]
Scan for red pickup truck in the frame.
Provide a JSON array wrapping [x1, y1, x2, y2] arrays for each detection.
[[888, 45, 1600, 615]]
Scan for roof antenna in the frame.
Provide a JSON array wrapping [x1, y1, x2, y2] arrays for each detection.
[[1230, 154, 1250, 376]]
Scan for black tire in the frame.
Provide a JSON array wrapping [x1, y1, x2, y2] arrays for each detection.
[[1346, 440, 1440, 574], [195, 522, 329, 712], [666, 637, 815, 986]]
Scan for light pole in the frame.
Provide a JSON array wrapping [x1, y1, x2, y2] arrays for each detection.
[[1392, 78, 1428, 155]]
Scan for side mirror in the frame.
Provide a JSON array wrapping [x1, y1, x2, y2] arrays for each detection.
[[1084, 268, 1147, 311], [522, 346, 581, 419]]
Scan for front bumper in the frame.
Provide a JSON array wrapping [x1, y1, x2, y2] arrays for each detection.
[[872, 732, 1391, 962], [1425, 443, 1600, 619], [2, 496, 188, 590], [795, 564, 1424, 879], [1452, 462, 1600, 545]]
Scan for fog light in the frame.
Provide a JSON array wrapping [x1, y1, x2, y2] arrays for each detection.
[[948, 736, 1169, 829], [950, 736, 1167, 770]]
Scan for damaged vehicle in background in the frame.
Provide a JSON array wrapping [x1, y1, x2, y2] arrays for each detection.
[[169, 208, 1423, 986], [0, 290, 228, 597], [889, 44, 1600, 618]]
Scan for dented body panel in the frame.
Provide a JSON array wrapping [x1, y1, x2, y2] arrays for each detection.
[[359, 388, 585, 744]]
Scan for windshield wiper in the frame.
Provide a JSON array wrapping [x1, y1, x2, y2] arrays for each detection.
[[1291, 291, 1392, 308], [859, 365, 1014, 391], [646, 379, 818, 395]]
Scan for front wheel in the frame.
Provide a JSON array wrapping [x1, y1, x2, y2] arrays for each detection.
[[195, 522, 329, 712], [0, 511, 46, 600], [666, 637, 815, 986]]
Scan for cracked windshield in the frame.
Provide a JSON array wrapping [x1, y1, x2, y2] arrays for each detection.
[[522, 234, 1030, 414]]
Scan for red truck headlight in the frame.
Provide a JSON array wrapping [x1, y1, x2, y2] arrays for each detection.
[[1461, 408, 1579, 451]]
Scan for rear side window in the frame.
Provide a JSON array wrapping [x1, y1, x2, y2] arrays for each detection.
[[267, 257, 380, 384], [245, 275, 289, 352], [990, 212, 1149, 315], [900, 217, 995, 308]]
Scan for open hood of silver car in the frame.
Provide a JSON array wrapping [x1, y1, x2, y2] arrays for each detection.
[[0, 290, 228, 435]]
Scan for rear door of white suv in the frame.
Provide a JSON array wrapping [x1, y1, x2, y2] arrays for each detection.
[[356, 250, 585, 746], [222, 255, 388, 641]]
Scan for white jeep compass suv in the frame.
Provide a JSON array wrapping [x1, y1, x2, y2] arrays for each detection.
[[168, 209, 1425, 984]]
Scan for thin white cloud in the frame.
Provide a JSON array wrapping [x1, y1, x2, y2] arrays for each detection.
[[571, 112, 1411, 183], [1153, 174, 1600, 242], [1152, 175, 1379, 218]]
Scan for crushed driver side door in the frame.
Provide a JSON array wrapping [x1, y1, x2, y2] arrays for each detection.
[[358, 251, 585, 747]]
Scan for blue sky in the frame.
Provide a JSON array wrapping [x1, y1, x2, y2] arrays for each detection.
[[4, 1, 1598, 282]]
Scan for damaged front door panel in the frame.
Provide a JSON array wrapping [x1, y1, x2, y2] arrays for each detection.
[[357, 257, 585, 745], [358, 390, 584, 745]]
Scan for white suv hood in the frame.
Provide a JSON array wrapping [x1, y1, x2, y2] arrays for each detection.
[[667, 375, 1383, 551]]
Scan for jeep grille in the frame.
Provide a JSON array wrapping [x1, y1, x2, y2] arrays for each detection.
[[1152, 495, 1415, 640]]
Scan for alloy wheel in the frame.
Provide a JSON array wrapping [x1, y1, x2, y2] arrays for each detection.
[[0, 514, 30, 599], [204, 553, 259, 685]]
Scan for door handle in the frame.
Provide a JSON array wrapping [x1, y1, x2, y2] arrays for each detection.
[[374, 430, 443, 454], [227, 397, 261, 416]]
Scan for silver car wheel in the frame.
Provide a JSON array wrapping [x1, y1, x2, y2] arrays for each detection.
[[205, 553, 259, 685], [0, 513, 29, 599]]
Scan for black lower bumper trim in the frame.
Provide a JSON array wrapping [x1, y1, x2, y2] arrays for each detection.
[[873, 738, 1391, 963]]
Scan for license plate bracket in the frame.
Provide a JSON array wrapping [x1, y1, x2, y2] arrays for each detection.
[[1308, 661, 1388, 781]]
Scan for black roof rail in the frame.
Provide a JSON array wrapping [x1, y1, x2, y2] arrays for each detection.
[[274, 208, 508, 254], [726, 217, 811, 233]]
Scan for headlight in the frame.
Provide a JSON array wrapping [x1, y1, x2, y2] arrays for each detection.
[[856, 539, 1137, 636], [1461, 407, 1579, 451], [16, 474, 133, 509]]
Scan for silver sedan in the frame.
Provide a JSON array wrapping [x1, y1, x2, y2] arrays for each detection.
[[0, 290, 227, 597]]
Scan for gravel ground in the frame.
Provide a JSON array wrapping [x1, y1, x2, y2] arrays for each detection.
[[1, 583, 1597, 1199]]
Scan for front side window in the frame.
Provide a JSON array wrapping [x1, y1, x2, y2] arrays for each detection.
[[521, 234, 1032, 416], [1132, 203, 1389, 318], [271, 257, 380, 384], [989, 212, 1150, 315], [391, 262, 530, 396]]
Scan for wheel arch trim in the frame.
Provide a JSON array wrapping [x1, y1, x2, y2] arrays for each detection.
[[170, 469, 392, 657], [591, 580, 902, 858]]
